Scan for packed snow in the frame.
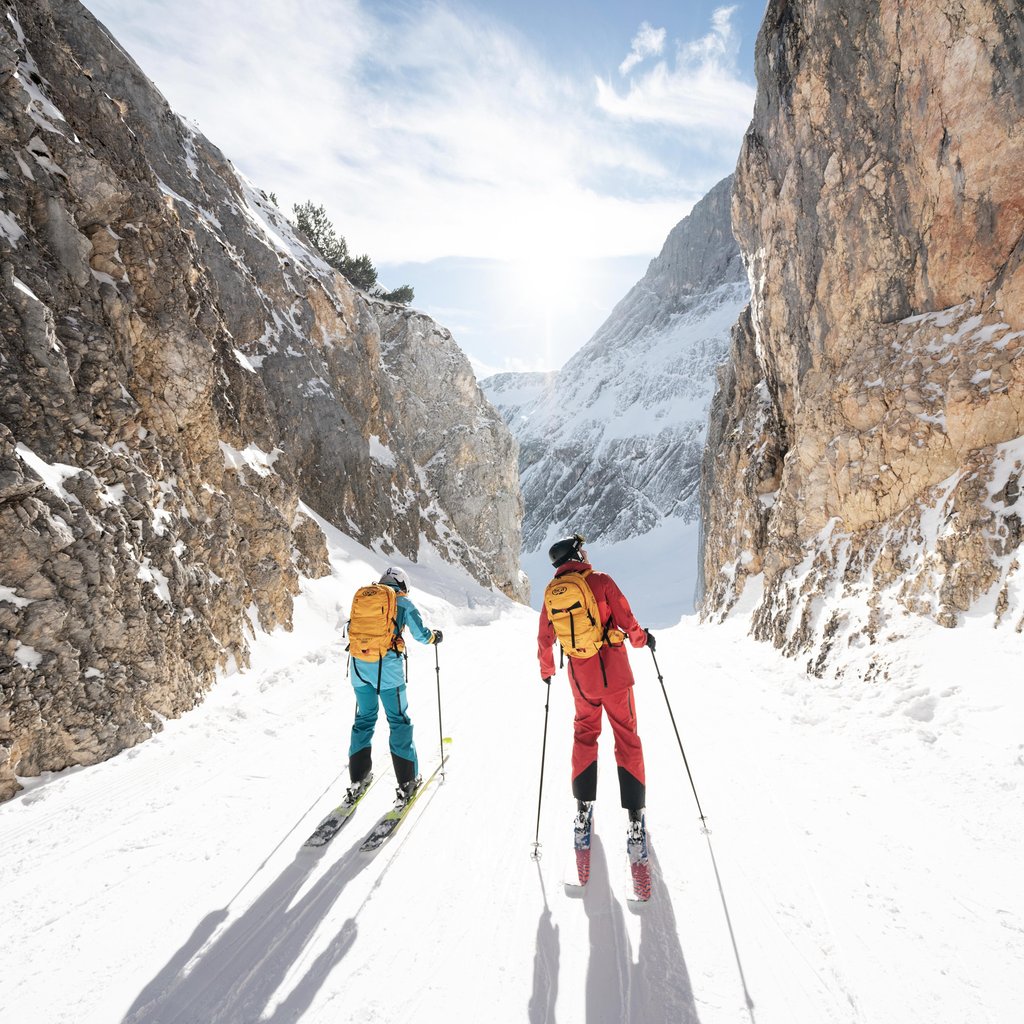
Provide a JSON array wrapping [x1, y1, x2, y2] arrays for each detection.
[[0, 208, 25, 245], [14, 443, 81, 503], [219, 441, 282, 479], [2, 516, 1022, 1024]]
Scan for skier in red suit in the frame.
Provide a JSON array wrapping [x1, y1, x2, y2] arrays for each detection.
[[537, 533, 654, 837]]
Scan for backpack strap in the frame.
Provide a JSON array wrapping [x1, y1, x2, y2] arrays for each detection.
[[580, 570, 612, 687]]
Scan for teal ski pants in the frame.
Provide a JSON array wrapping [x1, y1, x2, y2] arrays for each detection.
[[348, 682, 418, 785]]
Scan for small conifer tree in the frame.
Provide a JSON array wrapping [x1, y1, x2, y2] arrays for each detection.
[[342, 253, 378, 292], [292, 201, 349, 268], [383, 285, 415, 305], [292, 200, 414, 304]]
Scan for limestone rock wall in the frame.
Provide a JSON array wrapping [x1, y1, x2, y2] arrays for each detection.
[[701, 0, 1024, 670], [0, 0, 523, 799]]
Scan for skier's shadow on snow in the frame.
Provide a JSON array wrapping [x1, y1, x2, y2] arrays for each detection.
[[121, 843, 368, 1024], [530, 859, 561, 1024], [582, 835, 700, 1024]]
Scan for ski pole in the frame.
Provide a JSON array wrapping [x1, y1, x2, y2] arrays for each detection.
[[530, 678, 553, 860], [434, 643, 447, 779], [650, 646, 709, 832]]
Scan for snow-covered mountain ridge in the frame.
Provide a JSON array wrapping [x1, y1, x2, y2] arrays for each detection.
[[0, 0, 523, 800], [484, 177, 748, 620]]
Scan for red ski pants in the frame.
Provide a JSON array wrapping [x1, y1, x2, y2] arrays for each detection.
[[570, 685, 646, 810]]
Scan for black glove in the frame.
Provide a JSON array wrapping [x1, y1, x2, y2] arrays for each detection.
[[543, 676, 552, 685], [644, 629, 656, 652], [430, 629, 443, 644]]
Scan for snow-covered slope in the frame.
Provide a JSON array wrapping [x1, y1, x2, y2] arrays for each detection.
[[2, 520, 1021, 1024], [483, 177, 748, 623]]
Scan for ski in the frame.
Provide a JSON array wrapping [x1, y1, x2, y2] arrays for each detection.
[[359, 738, 452, 853], [625, 815, 652, 903], [302, 773, 378, 848], [564, 803, 593, 893]]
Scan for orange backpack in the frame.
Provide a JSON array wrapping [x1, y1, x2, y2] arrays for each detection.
[[348, 583, 399, 662], [543, 570, 607, 659]]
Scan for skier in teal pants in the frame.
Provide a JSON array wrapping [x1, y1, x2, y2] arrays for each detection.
[[346, 567, 442, 805]]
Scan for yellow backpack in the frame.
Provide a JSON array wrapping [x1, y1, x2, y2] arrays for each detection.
[[543, 570, 608, 660], [348, 583, 400, 662]]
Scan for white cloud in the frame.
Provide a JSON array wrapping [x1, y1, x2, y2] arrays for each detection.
[[83, 0, 744, 266], [685, 4, 742, 63], [619, 21, 667, 76], [597, 5, 754, 137]]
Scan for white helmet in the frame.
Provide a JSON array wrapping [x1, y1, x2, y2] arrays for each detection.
[[379, 566, 409, 592]]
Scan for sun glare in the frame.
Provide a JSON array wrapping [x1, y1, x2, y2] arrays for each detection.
[[510, 249, 586, 312], [500, 250, 593, 370]]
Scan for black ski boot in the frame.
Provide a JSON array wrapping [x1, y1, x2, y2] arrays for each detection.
[[626, 807, 651, 901], [626, 808, 648, 860], [574, 800, 594, 847], [395, 776, 422, 806], [344, 773, 373, 807]]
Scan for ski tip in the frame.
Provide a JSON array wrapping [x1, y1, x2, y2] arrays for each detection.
[[626, 887, 652, 907], [626, 860, 653, 906]]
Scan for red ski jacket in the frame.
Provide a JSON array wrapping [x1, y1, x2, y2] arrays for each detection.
[[537, 560, 648, 700]]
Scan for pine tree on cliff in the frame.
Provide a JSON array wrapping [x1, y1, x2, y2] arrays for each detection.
[[292, 201, 414, 305]]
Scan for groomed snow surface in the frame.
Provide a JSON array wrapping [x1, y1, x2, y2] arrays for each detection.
[[3, 518, 1022, 1024]]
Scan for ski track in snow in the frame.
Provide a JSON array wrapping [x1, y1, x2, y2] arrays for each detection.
[[2, 523, 1022, 1023]]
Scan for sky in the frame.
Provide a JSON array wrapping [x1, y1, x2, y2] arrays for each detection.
[[83, 0, 763, 375]]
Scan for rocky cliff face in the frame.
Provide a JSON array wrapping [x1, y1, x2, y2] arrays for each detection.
[[701, 0, 1024, 671], [0, 0, 524, 799], [484, 177, 747, 612]]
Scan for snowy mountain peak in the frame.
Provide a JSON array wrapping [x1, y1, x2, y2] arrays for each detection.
[[483, 176, 748, 622]]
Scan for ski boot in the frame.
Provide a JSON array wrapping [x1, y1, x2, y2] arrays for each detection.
[[343, 773, 373, 807], [394, 775, 422, 807], [626, 808, 651, 902], [626, 808, 647, 850], [574, 801, 594, 843], [573, 800, 594, 885]]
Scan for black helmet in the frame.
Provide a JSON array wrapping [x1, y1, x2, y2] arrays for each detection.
[[548, 533, 585, 568]]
